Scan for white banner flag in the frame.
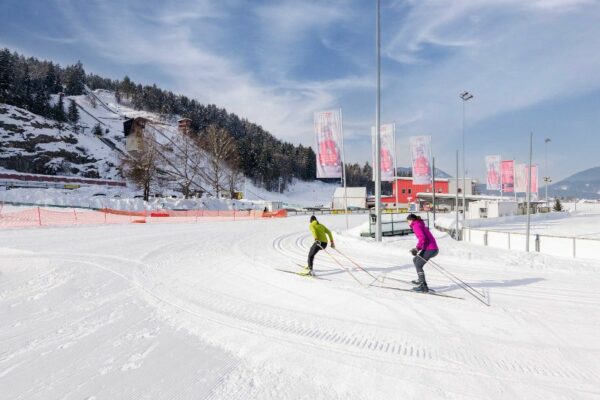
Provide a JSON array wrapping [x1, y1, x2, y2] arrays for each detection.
[[409, 135, 432, 185], [514, 163, 527, 193], [371, 123, 396, 181], [514, 163, 538, 193], [485, 155, 502, 190], [314, 110, 343, 178]]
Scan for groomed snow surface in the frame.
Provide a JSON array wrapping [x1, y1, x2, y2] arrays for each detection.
[[1, 215, 599, 399]]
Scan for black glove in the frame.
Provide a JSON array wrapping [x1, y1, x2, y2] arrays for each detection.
[[410, 248, 418, 256]]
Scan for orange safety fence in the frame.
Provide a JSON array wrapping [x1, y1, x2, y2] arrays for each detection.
[[0, 206, 286, 229]]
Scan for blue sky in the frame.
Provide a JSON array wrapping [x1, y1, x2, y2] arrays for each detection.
[[1, 0, 600, 181]]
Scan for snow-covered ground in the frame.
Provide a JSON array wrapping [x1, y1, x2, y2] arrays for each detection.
[[1, 215, 599, 399], [0, 178, 338, 211], [463, 212, 600, 239]]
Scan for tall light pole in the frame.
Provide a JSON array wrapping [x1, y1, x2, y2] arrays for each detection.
[[460, 91, 473, 220], [526, 132, 533, 252], [544, 138, 551, 207], [374, 0, 382, 241]]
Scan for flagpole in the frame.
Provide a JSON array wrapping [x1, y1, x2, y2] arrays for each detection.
[[340, 108, 348, 229], [455, 150, 459, 240], [393, 123, 399, 211], [374, 0, 382, 242], [526, 132, 533, 252], [500, 157, 504, 200], [432, 156, 436, 226]]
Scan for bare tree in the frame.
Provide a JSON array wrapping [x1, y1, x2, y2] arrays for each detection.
[[200, 125, 238, 197], [120, 132, 161, 201], [158, 130, 207, 198], [226, 150, 243, 198]]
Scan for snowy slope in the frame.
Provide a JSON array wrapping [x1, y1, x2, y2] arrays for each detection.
[[243, 178, 338, 207], [0, 102, 123, 178], [1, 215, 599, 399]]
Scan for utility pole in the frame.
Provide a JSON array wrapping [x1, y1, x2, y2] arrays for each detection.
[[340, 108, 349, 229], [544, 138, 551, 207], [460, 91, 473, 220], [526, 132, 533, 252], [455, 150, 459, 240], [432, 157, 436, 226], [374, 0, 382, 242]]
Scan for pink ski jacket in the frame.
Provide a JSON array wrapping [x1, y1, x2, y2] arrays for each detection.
[[410, 219, 439, 251]]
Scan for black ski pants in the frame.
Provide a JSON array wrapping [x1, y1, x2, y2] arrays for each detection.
[[413, 249, 439, 283], [308, 241, 327, 269]]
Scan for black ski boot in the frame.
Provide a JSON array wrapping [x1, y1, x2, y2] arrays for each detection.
[[413, 273, 429, 293], [411, 279, 420, 285], [412, 282, 429, 293]]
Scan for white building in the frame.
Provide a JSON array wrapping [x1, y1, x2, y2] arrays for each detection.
[[332, 187, 367, 209], [467, 199, 519, 219], [448, 177, 476, 196]]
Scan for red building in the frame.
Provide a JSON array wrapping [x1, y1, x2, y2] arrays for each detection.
[[382, 177, 449, 205]]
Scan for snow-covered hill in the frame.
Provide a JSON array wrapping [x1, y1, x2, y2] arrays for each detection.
[[0, 89, 192, 180], [0, 101, 124, 178], [549, 166, 600, 199]]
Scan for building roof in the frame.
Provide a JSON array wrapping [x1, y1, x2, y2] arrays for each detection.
[[416, 192, 545, 203]]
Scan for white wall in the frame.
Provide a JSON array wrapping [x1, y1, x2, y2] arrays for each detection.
[[562, 202, 600, 213], [462, 227, 600, 261]]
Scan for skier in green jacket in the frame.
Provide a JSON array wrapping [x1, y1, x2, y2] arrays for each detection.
[[302, 216, 335, 276]]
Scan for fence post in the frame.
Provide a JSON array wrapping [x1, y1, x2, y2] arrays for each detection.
[[484, 230, 488, 246], [573, 237, 576, 258], [535, 234, 540, 252], [37, 206, 42, 226]]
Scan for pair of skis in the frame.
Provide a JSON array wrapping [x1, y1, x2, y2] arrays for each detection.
[[277, 261, 463, 300], [275, 265, 330, 281]]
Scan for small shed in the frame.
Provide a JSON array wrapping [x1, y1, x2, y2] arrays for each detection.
[[468, 200, 519, 219], [123, 117, 149, 152], [178, 118, 192, 135], [332, 187, 367, 210]]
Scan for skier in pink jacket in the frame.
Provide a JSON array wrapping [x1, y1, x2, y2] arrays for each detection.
[[407, 213, 439, 293]]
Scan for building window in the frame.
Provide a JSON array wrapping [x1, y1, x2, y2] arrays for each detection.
[[402, 189, 406, 194], [458, 188, 462, 193], [408, 189, 412, 194]]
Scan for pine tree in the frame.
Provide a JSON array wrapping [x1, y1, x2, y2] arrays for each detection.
[[54, 95, 67, 122], [0, 48, 13, 103], [44, 62, 61, 93], [64, 61, 86, 95], [67, 99, 79, 124], [553, 198, 563, 212], [92, 123, 103, 136]]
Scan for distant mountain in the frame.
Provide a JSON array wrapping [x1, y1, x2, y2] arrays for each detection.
[[473, 166, 600, 199], [549, 167, 600, 200]]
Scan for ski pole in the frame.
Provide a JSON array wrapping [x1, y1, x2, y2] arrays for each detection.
[[332, 247, 381, 285], [418, 255, 486, 298], [318, 244, 365, 287], [429, 263, 489, 306], [417, 255, 489, 306]]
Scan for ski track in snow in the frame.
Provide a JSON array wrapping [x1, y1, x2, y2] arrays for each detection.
[[1, 215, 599, 399]]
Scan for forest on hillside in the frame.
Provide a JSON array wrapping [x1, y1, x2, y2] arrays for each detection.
[[0, 48, 383, 193]]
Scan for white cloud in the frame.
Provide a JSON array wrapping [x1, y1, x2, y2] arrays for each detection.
[[53, 0, 364, 145]]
